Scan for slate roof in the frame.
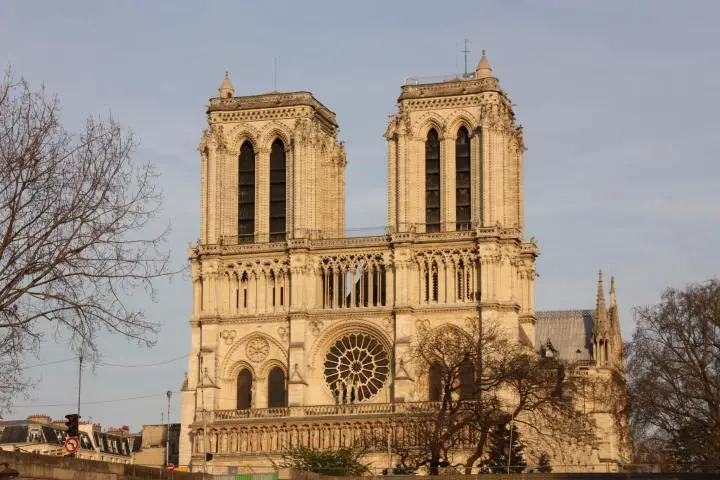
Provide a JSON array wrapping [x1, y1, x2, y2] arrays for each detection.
[[535, 310, 595, 362]]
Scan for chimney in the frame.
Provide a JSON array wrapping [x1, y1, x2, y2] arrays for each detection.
[[27, 414, 51, 425]]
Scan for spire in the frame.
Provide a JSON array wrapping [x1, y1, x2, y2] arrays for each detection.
[[475, 49, 494, 79], [594, 270, 608, 337], [608, 276, 624, 370], [218, 71, 234, 98], [596, 270, 606, 311]]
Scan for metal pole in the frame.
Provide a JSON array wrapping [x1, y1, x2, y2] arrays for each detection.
[[77, 354, 83, 419], [166, 390, 172, 467]]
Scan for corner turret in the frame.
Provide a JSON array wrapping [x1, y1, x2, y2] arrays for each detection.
[[218, 71, 234, 98], [475, 49, 494, 79]]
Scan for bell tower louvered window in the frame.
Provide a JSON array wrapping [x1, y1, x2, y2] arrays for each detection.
[[455, 127, 471, 230], [269, 139, 286, 241], [238, 142, 255, 243], [425, 129, 441, 232]]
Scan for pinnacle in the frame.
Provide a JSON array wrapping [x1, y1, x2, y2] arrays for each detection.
[[596, 270, 605, 307], [218, 71, 234, 96], [475, 49, 493, 79]]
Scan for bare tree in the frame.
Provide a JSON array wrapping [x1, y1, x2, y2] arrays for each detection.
[[627, 279, 720, 468], [0, 68, 173, 409], [389, 321, 596, 474]]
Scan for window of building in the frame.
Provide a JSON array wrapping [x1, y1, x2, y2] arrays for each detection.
[[237, 368, 252, 410], [267, 367, 287, 408], [455, 127, 471, 230], [459, 359, 475, 400], [269, 139, 286, 241], [238, 142, 255, 243], [324, 332, 390, 403], [429, 362, 443, 401], [425, 129, 441, 232]]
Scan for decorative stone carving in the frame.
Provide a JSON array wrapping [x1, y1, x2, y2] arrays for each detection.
[[415, 319, 430, 335], [278, 326, 289, 342], [220, 330, 236, 346], [309, 319, 323, 337], [382, 317, 393, 333], [246, 337, 270, 363], [324, 332, 390, 403]]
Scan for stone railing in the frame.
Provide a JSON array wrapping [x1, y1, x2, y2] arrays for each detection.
[[210, 401, 445, 423]]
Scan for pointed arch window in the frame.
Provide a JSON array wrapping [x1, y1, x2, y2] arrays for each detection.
[[459, 359, 475, 400], [238, 142, 255, 243], [425, 129, 441, 232], [455, 127, 471, 230], [237, 368, 252, 410], [269, 139, 286, 242], [429, 362, 443, 402], [267, 367, 287, 408]]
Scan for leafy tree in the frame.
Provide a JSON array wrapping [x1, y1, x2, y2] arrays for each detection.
[[279, 445, 369, 476], [627, 279, 720, 468], [478, 424, 526, 474], [0, 68, 173, 411], [537, 452, 552, 473]]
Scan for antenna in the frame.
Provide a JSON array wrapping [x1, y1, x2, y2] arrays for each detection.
[[462, 38, 471, 76]]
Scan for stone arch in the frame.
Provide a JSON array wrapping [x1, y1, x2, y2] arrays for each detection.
[[309, 320, 393, 403], [446, 110, 478, 139], [221, 332, 287, 382], [308, 319, 392, 369], [413, 112, 446, 140], [258, 358, 288, 378], [259, 121, 292, 151], [226, 360, 256, 384], [227, 124, 262, 155]]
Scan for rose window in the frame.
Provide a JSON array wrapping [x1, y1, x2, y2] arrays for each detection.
[[324, 332, 390, 402]]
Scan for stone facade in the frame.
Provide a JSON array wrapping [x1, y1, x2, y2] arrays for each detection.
[[179, 54, 627, 474]]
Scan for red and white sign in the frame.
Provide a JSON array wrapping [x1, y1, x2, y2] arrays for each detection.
[[64, 437, 79, 453], [167, 463, 175, 471]]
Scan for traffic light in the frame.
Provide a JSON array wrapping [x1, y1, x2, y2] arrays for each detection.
[[64, 414, 79, 437]]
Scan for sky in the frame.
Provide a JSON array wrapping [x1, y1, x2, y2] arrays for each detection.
[[1, 0, 719, 431]]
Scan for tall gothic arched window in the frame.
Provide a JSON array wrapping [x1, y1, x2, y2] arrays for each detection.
[[269, 139, 286, 242], [238, 142, 255, 243], [459, 359, 475, 400], [455, 127, 471, 230], [428, 362, 443, 401], [267, 367, 287, 408], [425, 129, 441, 232], [237, 368, 252, 410]]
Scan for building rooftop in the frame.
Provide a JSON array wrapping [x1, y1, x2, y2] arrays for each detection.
[[535, 309, 595, 362]]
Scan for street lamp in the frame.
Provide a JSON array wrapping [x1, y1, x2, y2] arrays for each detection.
[[166, 390, 172, 468]]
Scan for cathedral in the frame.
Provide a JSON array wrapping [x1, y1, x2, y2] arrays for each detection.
[[179, 53, 627, 474]]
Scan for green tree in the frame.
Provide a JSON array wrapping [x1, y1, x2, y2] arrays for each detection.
[[478, 424, 527, 474], [279, 445, 369, 476], [537, 452, 552, 473]]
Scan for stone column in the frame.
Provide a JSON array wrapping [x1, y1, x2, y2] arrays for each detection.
[[256, 147, 270, 243]]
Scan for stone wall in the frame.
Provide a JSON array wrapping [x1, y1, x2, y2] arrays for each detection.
[[0, 450, 208, 479], [291, 471, 720, 480]]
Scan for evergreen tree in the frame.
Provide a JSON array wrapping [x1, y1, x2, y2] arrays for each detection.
[[537, 452, 552, 473], [478, 424, 527, 474]]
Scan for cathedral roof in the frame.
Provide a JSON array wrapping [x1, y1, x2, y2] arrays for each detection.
[[535, 310, 594, 362]]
